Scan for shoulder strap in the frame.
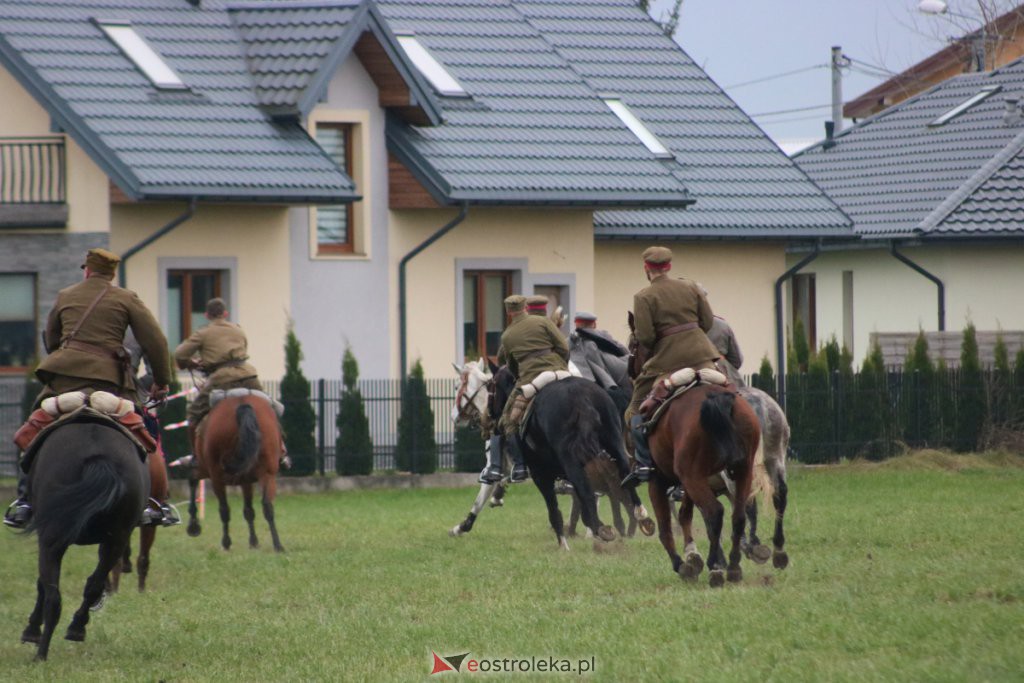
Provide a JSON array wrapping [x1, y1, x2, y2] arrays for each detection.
[[61, 282, 112, 349]]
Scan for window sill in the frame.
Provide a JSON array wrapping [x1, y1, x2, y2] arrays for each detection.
[[312, 251, 370, 262]]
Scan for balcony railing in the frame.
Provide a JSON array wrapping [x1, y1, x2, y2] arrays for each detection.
[[0, 136, 66, 205]]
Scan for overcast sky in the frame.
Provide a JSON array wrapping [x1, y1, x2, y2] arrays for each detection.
[[651, 0, 989, 153]]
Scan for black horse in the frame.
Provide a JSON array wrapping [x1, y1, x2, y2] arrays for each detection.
[[19, 416, 148, 661], [492, 368, 654, 548]]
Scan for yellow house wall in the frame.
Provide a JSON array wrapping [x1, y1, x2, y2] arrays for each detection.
[[110, 204, 292, 378], [794, 244, 1024, 368], [595, 242, 786, 373], [389, 208, 595, 377], [0, 66, 109, 233]]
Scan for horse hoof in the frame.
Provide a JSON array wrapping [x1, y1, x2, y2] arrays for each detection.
[[727, 567, 743, 583], [65, 628, 85, 642], [708, 569, 725, 588], [89, 591, 108, 613], [597, 526, 617, 542], [558, 536, 571, 551], [249, 541, 259, 549], [21, 629, 40, 644], [187, 522, 201, 537], [679, 553, 704, 581], [449, 526, 462, 537], [748, 544, 772, 564], [274, 544, 285, 553], [773, 550, 789, 570], [638, 518, 656, 537]]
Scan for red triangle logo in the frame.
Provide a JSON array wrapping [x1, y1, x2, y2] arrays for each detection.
[[430, 651, 456, 675]]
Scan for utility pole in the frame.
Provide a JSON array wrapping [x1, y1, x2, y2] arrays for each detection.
[[831, 45, 844, 133]]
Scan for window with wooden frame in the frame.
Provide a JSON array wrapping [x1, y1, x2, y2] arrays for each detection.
[[0, 273, 36, 371], [315, 123, 355, 254], [463, 271, 513, 362], [167, 269, 222, 350]]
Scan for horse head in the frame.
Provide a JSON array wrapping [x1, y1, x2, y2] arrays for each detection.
[[451, 358, 492, 428]]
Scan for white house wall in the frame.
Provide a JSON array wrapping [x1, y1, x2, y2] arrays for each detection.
[[790, 243, 1024, 367], [289, 53, 391, 379]]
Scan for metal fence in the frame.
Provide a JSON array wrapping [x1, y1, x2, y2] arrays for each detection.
[[0, 137, 66, 204], [262, 377, 459, 474]]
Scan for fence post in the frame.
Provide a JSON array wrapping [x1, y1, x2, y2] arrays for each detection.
[[317, 378, 326, 476]]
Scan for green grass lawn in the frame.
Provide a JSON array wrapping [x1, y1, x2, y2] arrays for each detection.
[[1, 452, 1022, 682]]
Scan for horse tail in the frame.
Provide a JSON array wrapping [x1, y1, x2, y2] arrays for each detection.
[[566, 399, 603, 468], [699, 391, 747, 481], [227, 403, 261, 476], [27, 458, 125, 548]]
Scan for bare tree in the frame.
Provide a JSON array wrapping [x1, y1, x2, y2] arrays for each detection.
[[637, 0, 685, 38]]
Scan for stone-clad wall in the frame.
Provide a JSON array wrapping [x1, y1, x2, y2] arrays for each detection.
[[0, 232, 109, 363]]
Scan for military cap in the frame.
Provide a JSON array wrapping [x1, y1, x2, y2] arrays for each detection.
[[81, 248, 120, 276], [526, 295, 549, 312], [642, 246, 673, 267], [573, 311, 597, 323], [503, 294, 527, 312]]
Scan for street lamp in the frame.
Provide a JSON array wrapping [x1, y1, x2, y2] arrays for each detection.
[[918, 0, 989, 71]]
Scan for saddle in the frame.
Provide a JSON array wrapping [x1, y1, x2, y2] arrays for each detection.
[[17, 404, 149, 474], [209, 387, 284, 416], [639, 367, 730, 427]]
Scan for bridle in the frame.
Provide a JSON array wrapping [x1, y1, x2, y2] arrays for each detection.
[[454, 367, 491, 425]]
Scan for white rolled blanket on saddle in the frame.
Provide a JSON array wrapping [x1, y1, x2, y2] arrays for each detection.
[[520, 370, 573, 399], [209, 388, 285, 416], [41, 390, 133, 418], [661, 366, 729, 392]]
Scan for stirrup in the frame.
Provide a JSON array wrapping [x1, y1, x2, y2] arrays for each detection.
[[3, 500, 32, 529], [478, 466, 503, 484], [621, 466, 654, 488], [509, 465, 528, 483], [667, 486, 685, 502]]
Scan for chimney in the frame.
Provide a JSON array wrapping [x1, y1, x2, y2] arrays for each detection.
[[823, 120, 836, 150], [1003, 96, 1022, 126]]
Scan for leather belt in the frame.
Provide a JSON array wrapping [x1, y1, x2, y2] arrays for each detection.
[[63, 339, 124, 363], [205, 359, 249, 374], [656, 321, 698, 341], [519, 347, 556, 362]]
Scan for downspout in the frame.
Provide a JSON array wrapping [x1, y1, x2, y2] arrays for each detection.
[[399, 202, 469, 382], [774, 241, 821, 410], [118, 198, 198, 288], [890, 242, 945, 331]]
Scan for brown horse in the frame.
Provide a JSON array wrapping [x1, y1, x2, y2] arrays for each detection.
[[186, 393, 284, 552], [110, 440, 170, 593], [646, 384, 761, 587]]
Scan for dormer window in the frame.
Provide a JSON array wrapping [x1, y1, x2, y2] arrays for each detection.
[[928, 85, 1001, 127], [97, 21, 187, 90], [603, 97, 673, 158], [395, 34, 467, 97]]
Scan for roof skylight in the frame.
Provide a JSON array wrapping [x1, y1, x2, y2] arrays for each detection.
[[97, 21, 186, 90], [604, 98, 673, 158], [395, 34, 467, 97], [928, 85, 1001, 127]]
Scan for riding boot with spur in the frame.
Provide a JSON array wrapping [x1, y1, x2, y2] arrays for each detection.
[[141, 498, 181, 527], [3, 466, 32, 529], [479, 434, 504, 484], [621, 414, 655, 488], [506, 434, 529, 483]]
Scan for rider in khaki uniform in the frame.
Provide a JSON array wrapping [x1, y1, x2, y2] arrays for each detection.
[[5, 248, 171, 528], [491, 295, 570, 483], [174, 298, 263, 454], [622, 246, 719, 487]]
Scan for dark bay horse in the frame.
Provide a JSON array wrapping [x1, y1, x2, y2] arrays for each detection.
[[110, 439, 171, 592], [20, 417, 148, 660], [647, 384, 761, 587], [494, 368, 655, 549], [187, 393, 284, 552]]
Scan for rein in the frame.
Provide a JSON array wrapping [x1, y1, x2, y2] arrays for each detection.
[[454, 372, 487, 422]]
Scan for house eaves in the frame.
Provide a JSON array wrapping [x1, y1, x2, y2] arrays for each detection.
[[229, 0, 443, 126], [0, 0, 359, 204]]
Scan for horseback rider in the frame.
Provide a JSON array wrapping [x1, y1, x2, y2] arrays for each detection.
[[5, 248, 172, 529], [484, 295, 571, 484], [569, 311, 630, 391], [621, 246, 720, 487], [702, 287, 745, 387], [173, 297, 268, 457]]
